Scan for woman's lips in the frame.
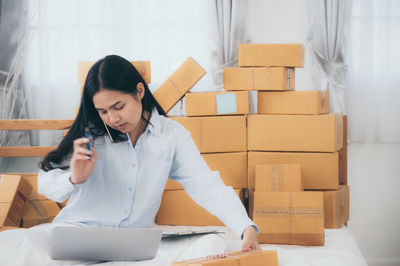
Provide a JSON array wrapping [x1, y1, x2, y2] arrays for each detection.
[[115, 123, 127, 130]]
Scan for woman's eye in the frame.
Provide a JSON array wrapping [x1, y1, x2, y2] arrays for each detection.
[[100, 110, 107, 115], [115, 105, 125, 110]]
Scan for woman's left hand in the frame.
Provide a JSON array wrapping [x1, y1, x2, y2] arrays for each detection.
[[241, 225, 261, 251]]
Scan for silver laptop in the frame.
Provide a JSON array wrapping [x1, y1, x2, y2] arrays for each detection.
[[49, 226, 163, 261]]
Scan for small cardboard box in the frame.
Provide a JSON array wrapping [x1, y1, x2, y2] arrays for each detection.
[[185, 91, 249, 117], [255, 164, 303, 191], [156, 189, 243, 226], [172, 250, 278, 266], [247, 114, 343, 152], [238, 43, 304, 67], [248, 151, 341, 190], [224, 67, 295, 91], [21, 199, 60, 228], [317, 185, 349, 229], [253, 191, 324, 246], [77, 61, 151, 84], [0, 175, 33, 227], [169, 116, 247, 153], [153, 57, 206, 113], [166, 152, 248, 190], [258, 90, 330, 115]]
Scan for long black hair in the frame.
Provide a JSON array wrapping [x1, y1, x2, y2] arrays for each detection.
[[39, 55, 164, 171]]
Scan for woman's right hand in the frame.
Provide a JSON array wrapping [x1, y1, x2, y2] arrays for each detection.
[[69, 137, 98, 184]]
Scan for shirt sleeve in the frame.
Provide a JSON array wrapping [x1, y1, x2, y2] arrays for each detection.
[[38, 168, 77, 203], [169, 128, 258, 239]]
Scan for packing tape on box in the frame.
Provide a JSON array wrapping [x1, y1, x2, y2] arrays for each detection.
[[288, 68, 293, 90], [271, 165, 284, 191], [168, 78, 185, 95], [254, 192, 324, 244], [198, 117, 203, 151], [179, 250, 262, 264], [135, 62, 147, 80], [30, 198, 49, 223]]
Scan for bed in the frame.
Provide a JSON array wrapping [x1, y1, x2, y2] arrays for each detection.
[[0, 223, 367, 265]]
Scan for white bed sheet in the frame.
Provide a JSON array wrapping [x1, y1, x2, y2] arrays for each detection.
[[0, 223, 367, 266]]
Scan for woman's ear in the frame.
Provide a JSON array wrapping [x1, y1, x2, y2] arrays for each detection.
[[136, 82, 145, 101]]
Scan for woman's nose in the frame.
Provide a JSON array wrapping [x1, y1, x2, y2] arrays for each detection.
[[108, 111, 120, 124]]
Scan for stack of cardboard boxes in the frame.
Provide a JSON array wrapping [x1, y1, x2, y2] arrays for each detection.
[[153, 58, 248, 225], [0, 174, 61, 231], [154, 44, 350, 245]]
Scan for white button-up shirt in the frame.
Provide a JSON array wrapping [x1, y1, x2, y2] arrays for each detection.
[[38, 108, 256, 238]]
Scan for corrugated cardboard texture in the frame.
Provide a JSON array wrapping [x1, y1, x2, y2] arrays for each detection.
[[255, 164, 303, 191], [238, 44, 304, 67], [166, 152, 248, 189], [258, 90, 330, 114], [224, 67, 295, 91], [77, 61, 151, 84], [172, 250, 278, 266], [156, 189, 243, 226], [313, 185, 350, 229], [0, 175, 32, 227], [153, 57, 206, 113], [169, 116, 247, 153], [247, 114, 343, 152], [21, 199, 60, 228], [185, 91, 249, 116], [248, 151, 340, 190], [253, 191, 324, 246]]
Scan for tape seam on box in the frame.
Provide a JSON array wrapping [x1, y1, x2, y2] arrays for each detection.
[[252, 68, 255, 90], [213, 94, 218, 115], [199, 117, 202, 151], [168, 78, 184, 95], [289, 192, 293, 243], [288, 68, 293, 90], [180, 250, 261, 263]]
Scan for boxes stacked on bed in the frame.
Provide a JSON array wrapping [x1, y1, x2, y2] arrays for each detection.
[[153, 57, 249, 226], [233, 44, 349, 245], [0, 174, 61, 231]]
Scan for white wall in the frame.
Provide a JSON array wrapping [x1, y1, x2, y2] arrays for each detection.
[[247, 1, 400, 265]]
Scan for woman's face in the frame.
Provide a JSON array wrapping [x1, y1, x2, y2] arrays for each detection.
[[92, 85, 145, 134]]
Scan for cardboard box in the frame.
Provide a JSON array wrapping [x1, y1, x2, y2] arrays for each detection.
[[224, 67, 295, 91], [0, 175, 32, 227], [77, 61, 151, 84], [21, 199, 60, 228], [248, 151, 341, 190], [157, 189, 243, 226], [185, 91, 249, 116], [169, 116, 247, 153], [253, 191, 324, 246], [247, 114, 343, 152], [238, 43, 304, 67], [172, 250, 278, 266], [313, 185, 349, 229], [339, 115, 348, 185], [255, 164, 303, 191], [153, 57, 206, 113], [258, 90, 330, 114], [0, 226, 21, 232], [166, 152, 248, 189]]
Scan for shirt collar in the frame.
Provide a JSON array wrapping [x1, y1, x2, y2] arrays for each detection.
[[144, 108, 162, 136]]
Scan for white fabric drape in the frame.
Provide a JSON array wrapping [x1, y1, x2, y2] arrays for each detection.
[[0, 0, 30, 169], [307, 0, 352, 114], [23, 0, 216, 146], [210, 0, 249, 91], [346, 0, 400, 142]]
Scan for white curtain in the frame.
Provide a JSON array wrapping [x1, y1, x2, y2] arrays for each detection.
[[210, 0, 249, 91], [307, 0, 352, 114], [23, 0, 217, 146], [346, 0, 400, 142]]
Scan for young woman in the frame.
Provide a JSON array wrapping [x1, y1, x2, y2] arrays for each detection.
[[38, 55, 260, 251]]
